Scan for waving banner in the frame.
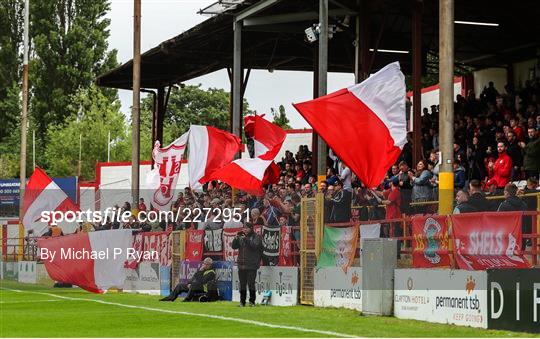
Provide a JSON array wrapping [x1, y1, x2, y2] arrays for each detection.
[[204, 229, 223, 253], [147, 132, 189, 211], [185, 230, 204, 261], [450, 212, 530, 270], [262, 226, 280, 266], [125, 233, 144, 269], [279, 226, 294, 266], [317, 225, 358, 270], [411, 215, 451, 268]]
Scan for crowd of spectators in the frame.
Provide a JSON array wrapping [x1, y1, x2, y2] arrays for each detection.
[[67, 78, 540, 247]]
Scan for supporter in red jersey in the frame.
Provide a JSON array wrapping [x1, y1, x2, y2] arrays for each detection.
[[487, 142, 513, 189], [138, 198, 147, 212]]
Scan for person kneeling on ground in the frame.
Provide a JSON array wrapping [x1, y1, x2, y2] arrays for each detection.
[[160, 257, 219, 302]]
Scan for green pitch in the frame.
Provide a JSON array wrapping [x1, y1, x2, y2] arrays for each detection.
[[0, 280, 534, 338]]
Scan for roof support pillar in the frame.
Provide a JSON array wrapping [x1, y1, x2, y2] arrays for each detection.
[[232, 20, 243, 155], [355, 0, 369, 83], [131, 0, 141, 206], [412, 0, 423, 167], [438, 0, 455, 215], [317, 0, 329, 183], [312, 46, 319, 175]]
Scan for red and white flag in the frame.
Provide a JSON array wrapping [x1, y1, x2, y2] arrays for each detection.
[[37, 229, 133, 293], [22, 167, 79, 236], [188, 125, 243, 189], [208, 116, 286, 195], [293, 62, 407, 188], [146, 132, 188, 210]]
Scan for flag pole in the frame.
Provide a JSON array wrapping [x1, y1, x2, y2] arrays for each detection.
[[19, 0, 30, 217], [78, 133, 82, 177], [32, 130, 35, 169]]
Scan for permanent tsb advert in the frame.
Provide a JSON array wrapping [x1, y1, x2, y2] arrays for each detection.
[[313, 267, 362, 311], [394, 269, 488, 328]]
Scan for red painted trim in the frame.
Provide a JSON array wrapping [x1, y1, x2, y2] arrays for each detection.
[[79, 181, 96, 188], [407, 76, 463, 97], [285, 129, 313, 134]]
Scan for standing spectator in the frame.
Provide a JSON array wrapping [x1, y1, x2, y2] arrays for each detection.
[[138, 198, 147, 213], [232, 223, 263, 307], [506, 131, 523, 180], [521, 128, 540, 179], [326, 180, 352, 223], [487, 142, 513, 189], [339, 164, 352, 192], [409, 160, 434, 207], [453, 160, 466, 189], [381, 179, 402, 253], [397, 161, 413, 215]]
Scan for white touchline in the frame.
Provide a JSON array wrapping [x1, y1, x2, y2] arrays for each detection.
[[0, 288, 359, 338]]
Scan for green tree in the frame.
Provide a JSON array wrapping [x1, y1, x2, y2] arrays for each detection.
[[30, 0, 118, 143], [0, 0, 24, 143], [44, 85, 129, 180], [271, 104, 291, 129]]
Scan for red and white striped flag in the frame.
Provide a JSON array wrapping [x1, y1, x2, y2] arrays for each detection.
[[37, 229, 133, 293], [22, 167, 79, 236], [208, 116, 286, 195], [293, 62, 407, 188], [188, 125, 243, 189]]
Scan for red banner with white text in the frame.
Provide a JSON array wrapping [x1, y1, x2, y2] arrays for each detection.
[[411, 215, 451, 268], [124, 231, 171, 268], [185, 229, 204, 261], [450, 212, 530, 270], [222, 228, 242, 262]]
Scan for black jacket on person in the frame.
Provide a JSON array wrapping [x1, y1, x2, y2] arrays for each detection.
[[497, 195, 527, 212], [497, 195, 531, 247], [454, 201, 477, 213], [232, 231, 263, 270], [328, 189, 352, 223], [468, 192, 493, 212]]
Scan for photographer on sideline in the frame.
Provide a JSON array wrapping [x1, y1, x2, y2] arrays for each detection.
[[232, 223, 263, 307]]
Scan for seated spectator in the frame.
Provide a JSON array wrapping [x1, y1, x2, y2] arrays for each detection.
[[160, 258, 218, 302], [497, 183, 530, 249], [453, 190, 477, 214], [468, 179, 492, 211]]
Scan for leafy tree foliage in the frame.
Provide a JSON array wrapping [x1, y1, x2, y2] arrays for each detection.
[[271, 104, 291, 129]]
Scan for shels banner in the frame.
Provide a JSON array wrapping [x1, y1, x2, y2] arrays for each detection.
[[488, 268, 540, 333]]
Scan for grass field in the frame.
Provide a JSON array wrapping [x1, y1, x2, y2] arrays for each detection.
[[0, 280, 536, 338]]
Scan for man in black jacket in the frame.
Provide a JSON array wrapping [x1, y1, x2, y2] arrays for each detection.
[[468, 180, 492, 212], [497, 183, 530, 249], [160, 257, 218, 302], [327, 180, 352, 222], [232, 223, 263, 307], [453, 190, 477, 214]]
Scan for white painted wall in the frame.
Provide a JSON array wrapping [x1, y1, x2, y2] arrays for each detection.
[[513, 59, 537, 89], [473, 67, 507, 97]]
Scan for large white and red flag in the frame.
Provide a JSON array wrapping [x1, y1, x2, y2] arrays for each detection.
[[208, 115, 286, 195], [22, 167, 79, 235], [38, 229, 133, 293], [293, 62, 407, 188], [188, 125, 243, 189], [146, 132, 189, 210]]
